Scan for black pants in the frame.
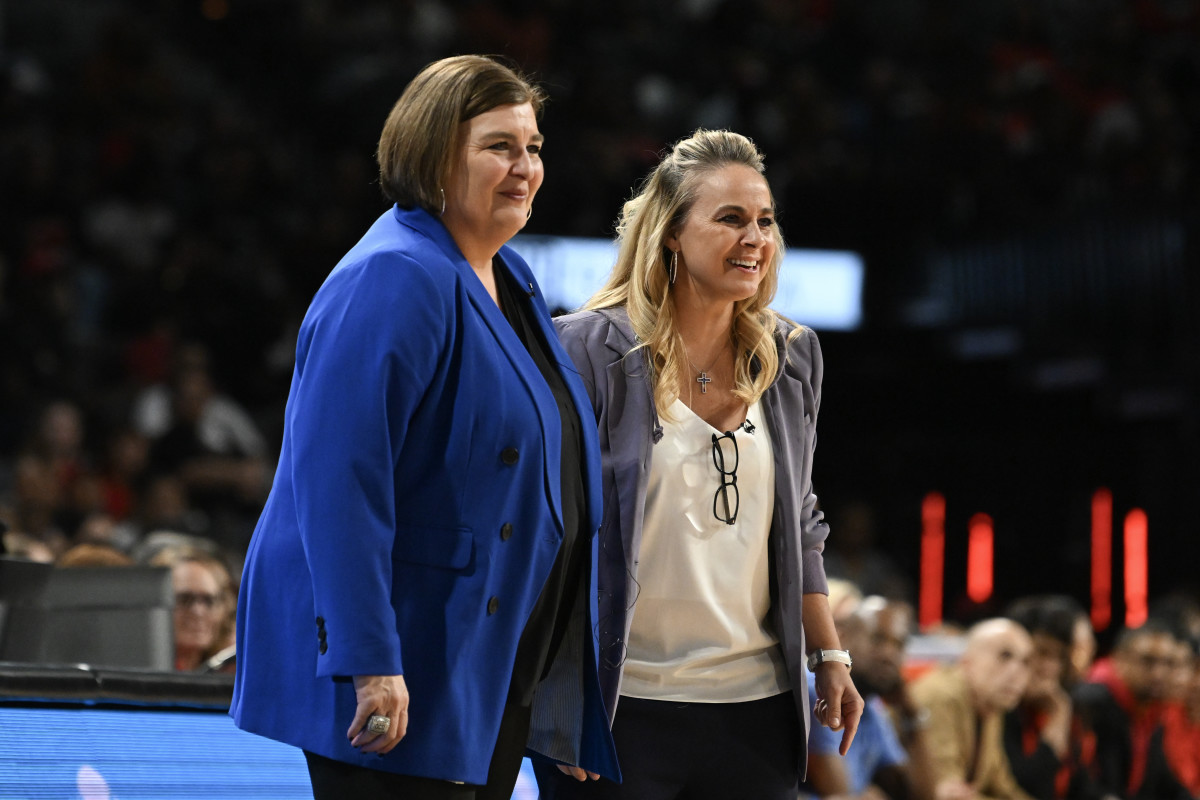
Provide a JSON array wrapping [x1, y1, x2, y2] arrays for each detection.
[[306, 702, 532, 800], [534, 693, 800, 800]]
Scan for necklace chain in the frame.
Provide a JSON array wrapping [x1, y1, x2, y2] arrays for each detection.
[[683, 340, 730, 395]]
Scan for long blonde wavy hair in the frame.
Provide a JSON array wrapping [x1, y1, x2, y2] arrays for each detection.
[[586, 129, 796, 415]]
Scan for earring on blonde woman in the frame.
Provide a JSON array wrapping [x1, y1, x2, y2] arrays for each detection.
[[668, 250, 678, 286]]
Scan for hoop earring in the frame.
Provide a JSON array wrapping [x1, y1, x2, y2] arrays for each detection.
[[526, 205, 532, 221], [439, 188, 446, 216], [668, 250, 678, 286]]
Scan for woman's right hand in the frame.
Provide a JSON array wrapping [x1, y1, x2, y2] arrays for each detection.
[[348, 674, 409, 754]]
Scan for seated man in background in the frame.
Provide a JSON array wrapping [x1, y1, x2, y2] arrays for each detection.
[[912, 618, 1035, 800], [803, 596, 936, 800], [1074, 619, 1191, 799]]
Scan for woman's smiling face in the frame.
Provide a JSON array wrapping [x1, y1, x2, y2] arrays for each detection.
[[441, 102, 544, 258], [667, 163, 776, 307]]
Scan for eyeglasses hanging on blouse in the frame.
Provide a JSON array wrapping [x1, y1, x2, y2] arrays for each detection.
[[710, 419, 754, 525]]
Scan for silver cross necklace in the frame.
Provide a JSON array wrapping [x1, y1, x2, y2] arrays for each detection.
[[684, 342, 729, 394]]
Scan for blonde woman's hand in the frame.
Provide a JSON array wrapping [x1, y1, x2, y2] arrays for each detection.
[[813, 662, 864, 756]]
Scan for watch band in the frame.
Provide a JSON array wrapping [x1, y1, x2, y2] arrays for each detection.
[[806, 649, 853, 672]]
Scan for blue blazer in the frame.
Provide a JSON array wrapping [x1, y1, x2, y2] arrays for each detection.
[[232, 206, 619, 784]]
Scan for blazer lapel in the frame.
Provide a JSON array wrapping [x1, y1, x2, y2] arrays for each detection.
[[504, 249, 605, 537], [591, 309, 658, 565], [395, 207, 565, 534]]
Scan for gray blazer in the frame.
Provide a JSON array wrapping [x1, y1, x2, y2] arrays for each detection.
[[553, 306, 832, 768]]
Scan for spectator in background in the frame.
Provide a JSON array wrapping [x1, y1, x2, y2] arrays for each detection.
[[134, 474, 209, 542], [140, 343, 269, 549], [1151, 593, 1200, 650], [1002, 595, 1101, 800], [1066, 609, 1097, 689], [1161, 640, 1200, 798], [30, 400, 91, 498], [804, 595, 936, 800], [828, 576, 866, 621], [57, 426, 155, 554], [57, 540, 135, 567], [148, 545, 236, 672], [5, 453, 67, 561], [912, 618, 1035, 800], [91, 472, 212, 559], [95, 426, 148, 524], [1074, 620, 1190, 799], [5, 400, 96, 559], [133, 344, 240, 443], [862, 597, 939, 798]]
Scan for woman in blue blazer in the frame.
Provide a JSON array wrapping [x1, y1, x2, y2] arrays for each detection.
[[232, 55, 618, 799]]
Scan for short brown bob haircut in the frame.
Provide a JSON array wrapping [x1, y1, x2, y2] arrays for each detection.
[[377, 55, 546, 214]]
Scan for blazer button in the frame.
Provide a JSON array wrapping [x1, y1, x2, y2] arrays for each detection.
[[500, 523, 513, 541], [318, 629, 327, 642], [500, 447, 519, 465], [487, 596, 499, 615], [319, 641, 328, 655], [315, 617, 325, 627]]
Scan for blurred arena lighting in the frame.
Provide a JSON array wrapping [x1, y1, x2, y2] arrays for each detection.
[[919, 492, 946, 631], [1123, 508, 1149, 629], [966, 513, 994, 604], [1091, 488, 1113, 632], [509, 235, 864, 330], [200, 0, 229, 21]]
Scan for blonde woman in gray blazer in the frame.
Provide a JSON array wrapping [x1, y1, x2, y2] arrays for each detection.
[[536, 129, 862, 800]]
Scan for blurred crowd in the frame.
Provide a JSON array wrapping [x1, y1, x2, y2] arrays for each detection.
[[3, 0, 1198, 563], [798, 579, 1200, 800]]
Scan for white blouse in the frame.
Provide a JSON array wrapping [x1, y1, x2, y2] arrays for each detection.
[[621, 397, 789, 703]]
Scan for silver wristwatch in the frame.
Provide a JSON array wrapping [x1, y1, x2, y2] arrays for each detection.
[[806, 649, 853, 672]]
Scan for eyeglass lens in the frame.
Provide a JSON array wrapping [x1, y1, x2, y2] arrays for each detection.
[[711, 432, 740, 525], [176, 592, 218, 610]]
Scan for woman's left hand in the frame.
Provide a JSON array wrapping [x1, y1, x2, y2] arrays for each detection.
[[813, 663, 863, 756]]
